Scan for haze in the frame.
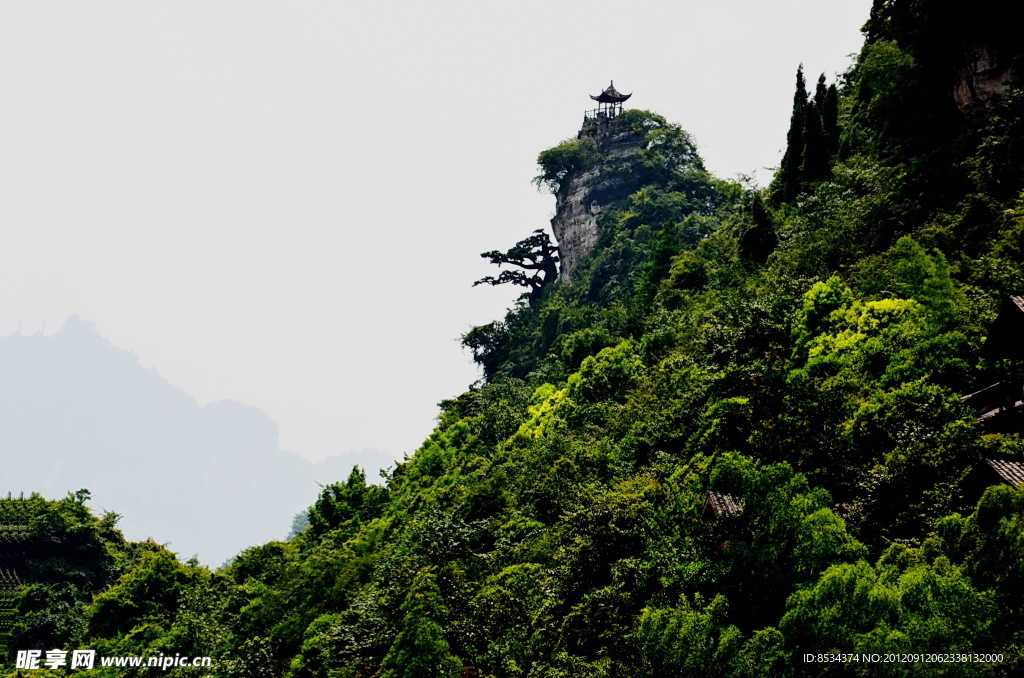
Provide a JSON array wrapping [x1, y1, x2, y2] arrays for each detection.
[[0, 1, 870, 465]]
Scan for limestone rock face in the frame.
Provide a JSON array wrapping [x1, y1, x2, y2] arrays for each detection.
[[550, 117, 644, 283], [952, 43, 1015, 117]]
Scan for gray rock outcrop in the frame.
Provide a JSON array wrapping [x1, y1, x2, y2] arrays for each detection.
[[952, 43, 1015, 117], [550, 116, 645, 283]]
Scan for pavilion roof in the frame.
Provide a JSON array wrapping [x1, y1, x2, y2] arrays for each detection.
[[590, 81, 632, 104]]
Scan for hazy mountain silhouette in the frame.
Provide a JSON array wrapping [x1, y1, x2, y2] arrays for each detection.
[[0, 316, 393, 565]]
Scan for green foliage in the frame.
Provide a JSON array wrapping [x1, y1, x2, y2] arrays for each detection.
[[3, 492, 126, 652], [16, 5, 1024, 675], [378, 571, 461, 678], [307, 467, 388, 541], [781, 551, 996, 675], [633, 594, 743, 677], [535, 137, 600, 193], [922, 485, 1024, 671], [88, 545, 194, 638], [845, 39, 918, 159], [968, 89, 1024, 200], [567, 341, 644, 406], [707, 454, 867, 628]]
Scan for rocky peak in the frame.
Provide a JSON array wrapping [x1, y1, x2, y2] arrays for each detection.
[[549, 116, 645, 283]]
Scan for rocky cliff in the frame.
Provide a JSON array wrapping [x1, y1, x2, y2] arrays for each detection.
[[550, 116, 645, 283], [952, 43, 1016, 117]]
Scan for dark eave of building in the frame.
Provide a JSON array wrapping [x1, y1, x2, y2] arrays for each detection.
[[702, 491, 744, 519], [984, 458, 1024, 487], [981, 295, 1024, 360], [590, 81, 632, 104]]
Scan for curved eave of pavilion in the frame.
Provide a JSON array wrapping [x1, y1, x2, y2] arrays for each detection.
[[590, 92, 632, 104]]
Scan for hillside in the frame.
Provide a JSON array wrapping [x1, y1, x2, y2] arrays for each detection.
[[5, 1, 1024, 675]]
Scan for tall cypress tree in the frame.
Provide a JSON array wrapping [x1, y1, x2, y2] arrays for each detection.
[[739, 194, 778, 263], [773, 65, 809, 202], [823, 83, 840, 156], [803, 76, 831, 182], [814, 73, 828, 111]]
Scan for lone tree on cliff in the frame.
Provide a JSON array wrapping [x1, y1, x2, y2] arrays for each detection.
[[474, 229, 560, 305]]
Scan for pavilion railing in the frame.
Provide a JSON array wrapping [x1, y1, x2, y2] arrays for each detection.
[[584, 103, 625, 121]]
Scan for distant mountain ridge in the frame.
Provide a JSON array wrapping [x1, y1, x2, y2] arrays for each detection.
[[0, 316, 391, 565]]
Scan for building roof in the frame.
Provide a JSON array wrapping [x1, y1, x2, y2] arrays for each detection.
[[703, 491, 744, 518], [981, 295, 1024, 360], [590, 81, 632, 104], [984, 458, 1024, 486]]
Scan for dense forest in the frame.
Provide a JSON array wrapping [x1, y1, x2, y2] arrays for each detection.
[[5, 1, 1024, 675]]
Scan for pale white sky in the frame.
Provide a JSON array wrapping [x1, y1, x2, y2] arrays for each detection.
[[0, 1, 871, 464]]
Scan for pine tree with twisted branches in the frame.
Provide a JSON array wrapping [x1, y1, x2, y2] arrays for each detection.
[[474, 229, 560, 305]]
